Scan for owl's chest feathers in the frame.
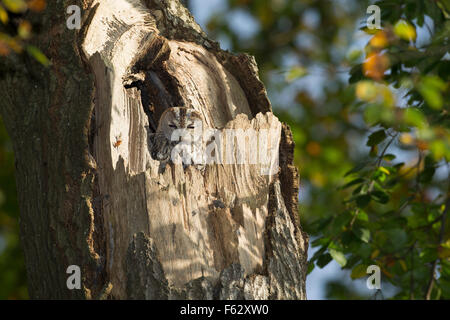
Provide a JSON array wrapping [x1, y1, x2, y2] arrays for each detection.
[[149, 133, 171, 161], [149, 107, 205, 172]]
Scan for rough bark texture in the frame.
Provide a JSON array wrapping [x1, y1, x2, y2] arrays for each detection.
[[0, 0, 308, 299]]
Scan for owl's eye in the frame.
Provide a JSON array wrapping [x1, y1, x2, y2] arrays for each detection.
[[187, 125, 195, 129], [169, 124, 177, 128]]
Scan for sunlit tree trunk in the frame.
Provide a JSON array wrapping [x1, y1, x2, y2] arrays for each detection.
[[0, 0, 308, 299]]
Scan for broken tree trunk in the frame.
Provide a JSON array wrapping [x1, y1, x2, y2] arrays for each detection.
[[0, 0, 308, 299]]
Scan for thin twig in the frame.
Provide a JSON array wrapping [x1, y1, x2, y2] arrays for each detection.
[[350, 134, 398, 228], [424, 164, 450, 300], [410, 242, 416, 300], [376, 133, 398, 168]]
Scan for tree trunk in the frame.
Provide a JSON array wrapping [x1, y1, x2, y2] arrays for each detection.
[[0, 0, 308, 299]]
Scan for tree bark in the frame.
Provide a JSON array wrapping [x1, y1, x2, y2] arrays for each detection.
[[0, 0, 308, 299]]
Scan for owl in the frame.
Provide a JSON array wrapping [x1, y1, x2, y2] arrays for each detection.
[[149, 107, 205, 173]]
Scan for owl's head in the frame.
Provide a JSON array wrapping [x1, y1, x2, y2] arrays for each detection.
[[157, 107, 204, 140]]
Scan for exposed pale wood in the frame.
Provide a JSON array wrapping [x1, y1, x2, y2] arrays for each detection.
[[0, 0, 307, 299], [82, 0, 307, 299]]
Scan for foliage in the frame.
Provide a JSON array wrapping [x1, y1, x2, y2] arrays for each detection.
[[307, 0, 450, 300], [0, 117, 27, 299], [0, 0, 49, 65]]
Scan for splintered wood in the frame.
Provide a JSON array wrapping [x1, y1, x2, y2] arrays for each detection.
[[83, 0, 306, 299]]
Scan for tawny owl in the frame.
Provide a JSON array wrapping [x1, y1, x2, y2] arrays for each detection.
[[149, 107, 205, 173]]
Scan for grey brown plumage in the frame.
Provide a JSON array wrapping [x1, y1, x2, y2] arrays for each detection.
[[149, 107, 205, 173]]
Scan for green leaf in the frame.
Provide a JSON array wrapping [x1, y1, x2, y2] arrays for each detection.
[[364, 104, 382, 125], [309, 217, 333, 235], [420, 248, 438, 263], [347, 49, 363, 63], [317, 253, 333, 268], [425, 0, 446, 22], [367, 130, 387, 147], [385, 229, 408, 251], [286, 66, 307, 82], [345, 161, 369, 177], [403, 108, 426, 129], [420, 86, 443, 110], [419, 156, 436, 183], [373, 168, 387, 182], [353, 227, 371, 243], [358, 243, 373, 259], [356, 210, 369, 222], [330, 211, 352, 234], [311, 236, 330, 248], [430, 140, 449, 161], [307, 261, 315, 275], [437, 0, 450, 18], [341, 178, 365, 189], [351, 264, 368, 279], [356, 194, 371, 208], [372, 190, 390, 204], [310, 246, 327, 261], [383, 154, 396, 161], [418, 75, 447, 110], [26, 45, 51, 67], [349, 64, 363, 83], [329, 248, 347, 267]]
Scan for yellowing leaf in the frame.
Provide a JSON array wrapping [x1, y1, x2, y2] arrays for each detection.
[[438, 242, 450, 259], [381, 268, 393, 278], [399, 133, 414, 146], [363, 52, 389, 81], [2, 0, 28, 13], [399, 260, 407, 272], [430, 140, 448, 160], [27, 0, 46, 12], [379, 167, 390, 175], [18, 20, 32, 39], [394, 20, 417, 41], [6, 37, 22, 53], [441, 239, 450, 249], [361, 27, 380, 35], [0, 5, 8, 24], [351, 264, 368, 279], [310, 171, 326, 187], [306, 141, 321, 156], [370, 249, 380, 259], [0, 39, 10, 56], [416, 140, 429, 151], [356, 80, 377, 102], [380, 85, 395, 108], [370, 31, 389, 49], [26, 45, 51, 66]]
